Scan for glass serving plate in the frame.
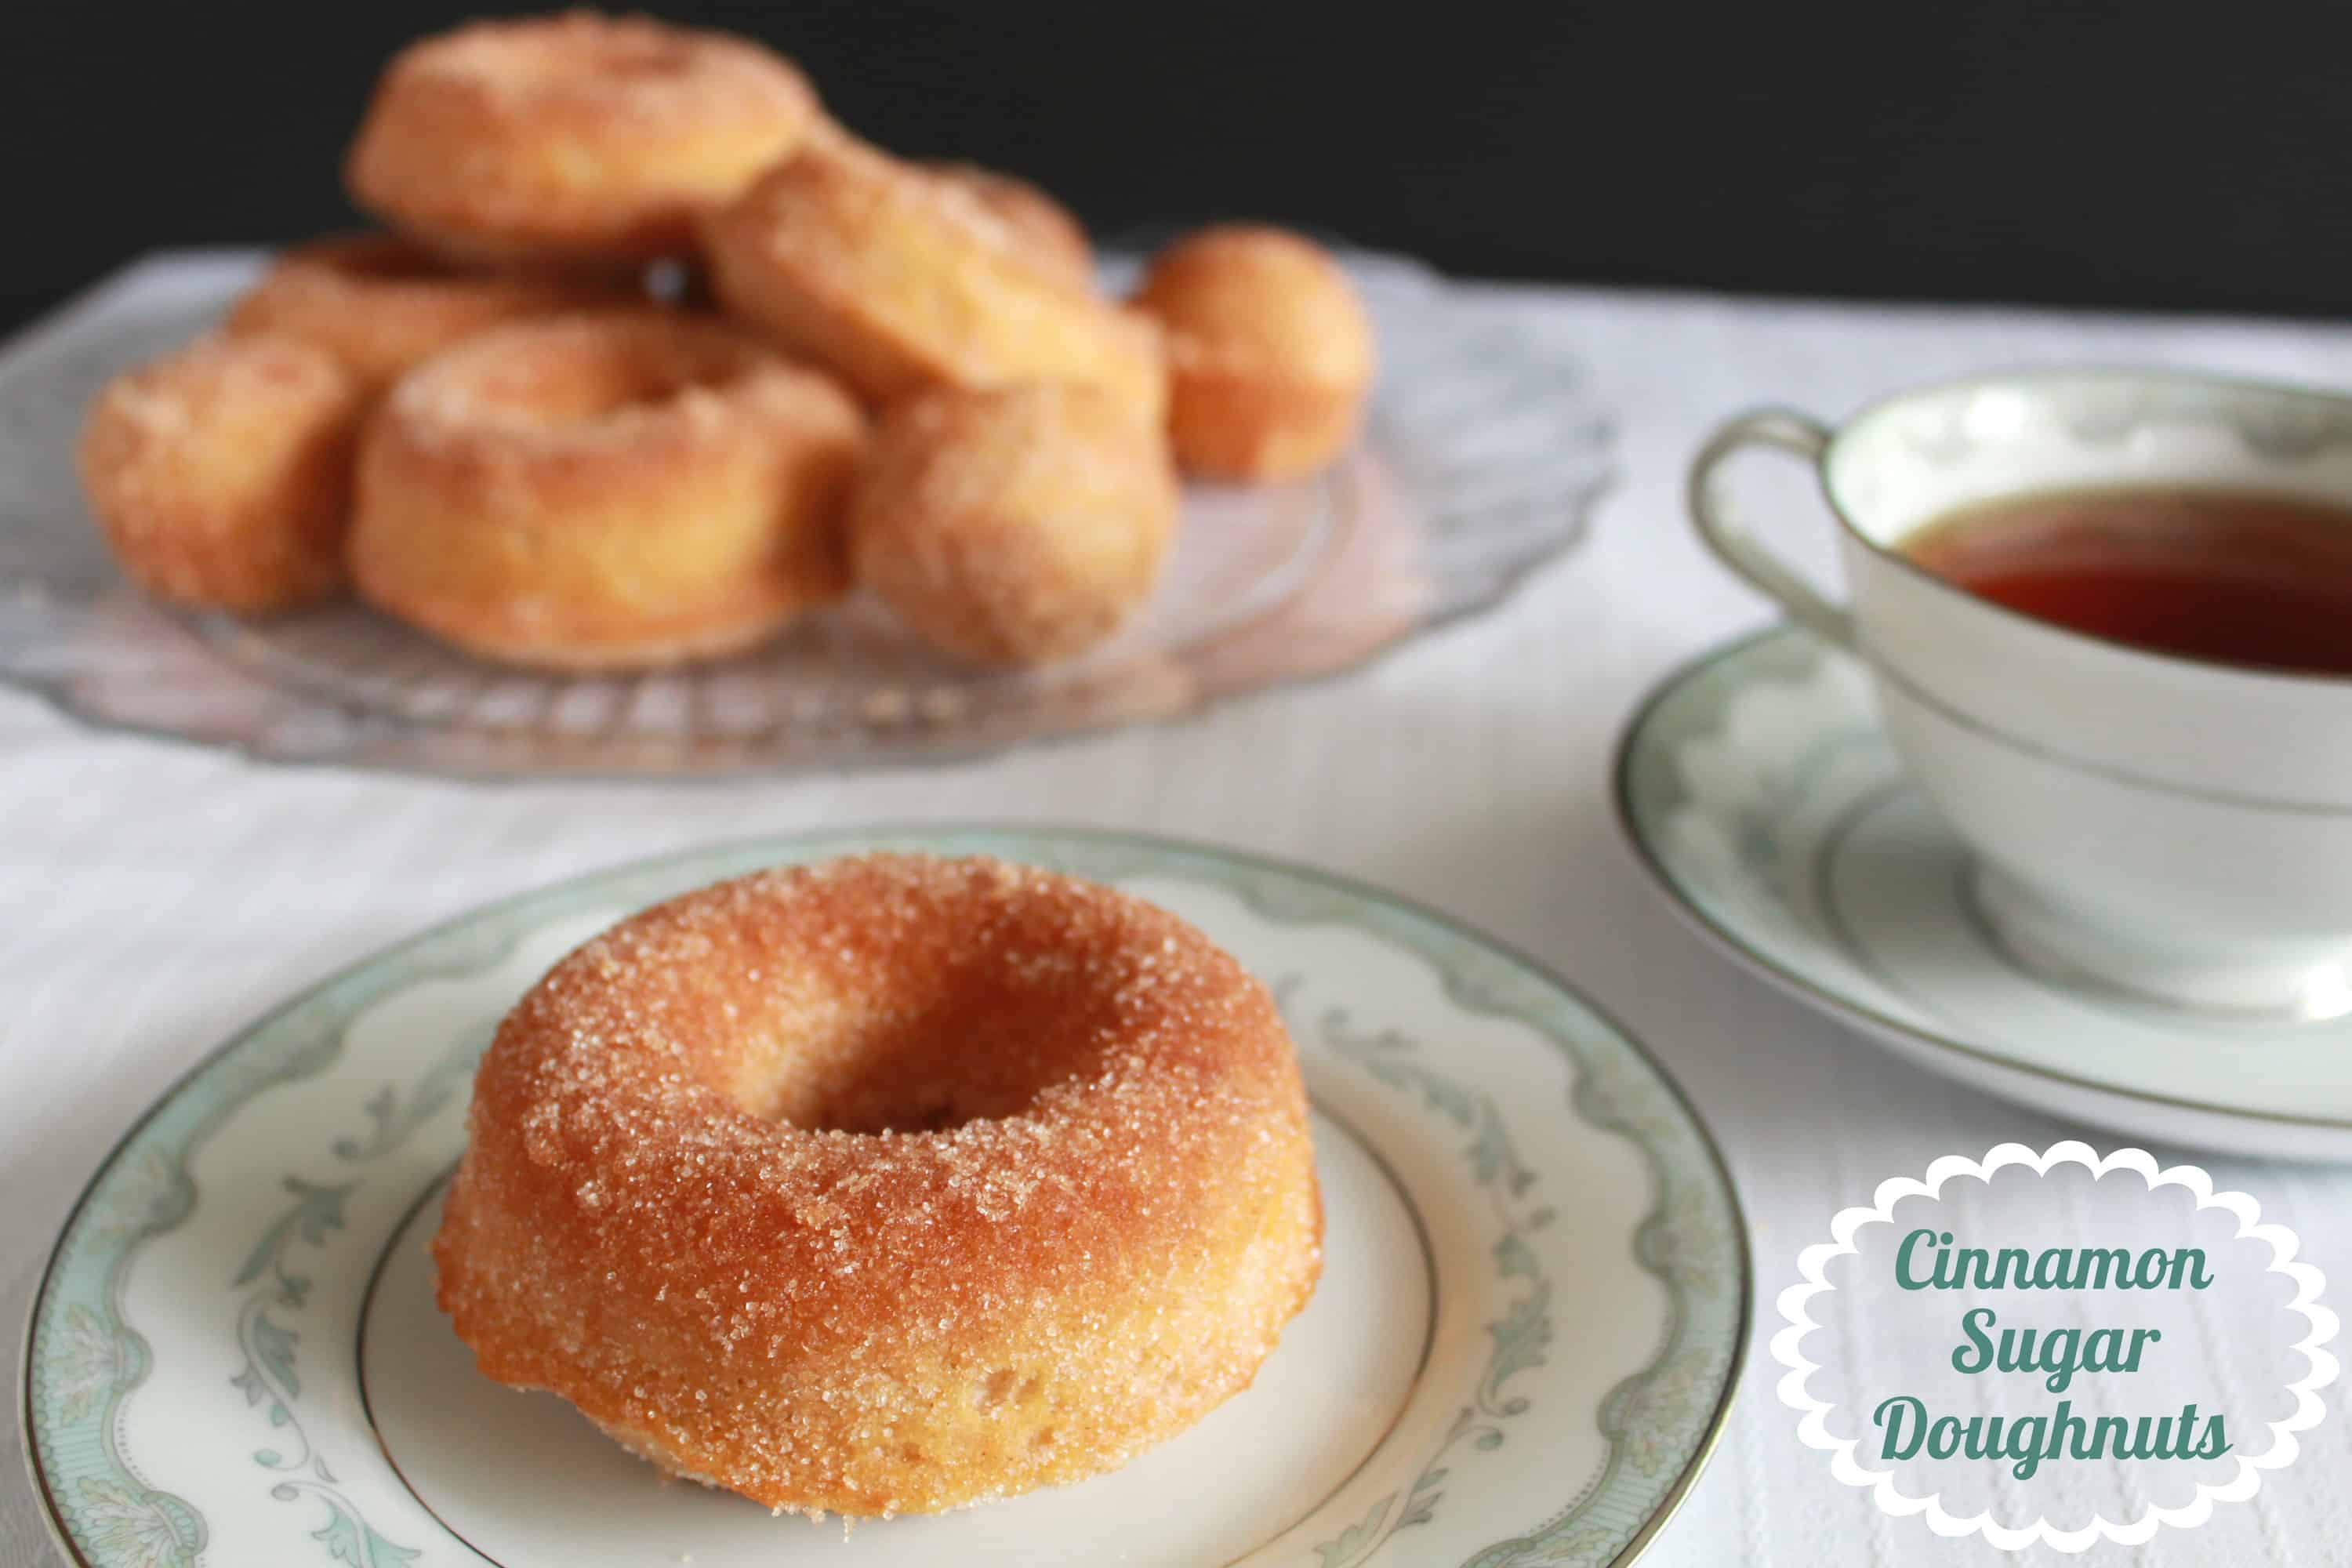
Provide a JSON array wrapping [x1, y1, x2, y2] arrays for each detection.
[[0, 250, 1613, 778]]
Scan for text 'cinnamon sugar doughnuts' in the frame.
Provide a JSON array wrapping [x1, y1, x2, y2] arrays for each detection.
[[434, 853, 1323, 1519], [350, 312, 866, 670]]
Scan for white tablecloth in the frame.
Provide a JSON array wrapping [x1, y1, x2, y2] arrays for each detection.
[[5, 278, 2348, 1567]]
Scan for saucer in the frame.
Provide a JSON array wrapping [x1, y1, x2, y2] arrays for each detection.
[[1616, 626, 2352, 1162], [24, 827, 1745, 1566]]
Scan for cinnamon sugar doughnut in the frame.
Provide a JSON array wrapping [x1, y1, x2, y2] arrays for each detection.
[[850, 383, 1179, 667], [347, 13, 822, 266], [77, 332, 364, 612], [702, 141, 1164, 419], [227, 234, 632, 391], [922, 162, 1095, 290], [1132, 224, 1375, 481], [434, 854, 1323, 1519], [350, 312, 865, 670]]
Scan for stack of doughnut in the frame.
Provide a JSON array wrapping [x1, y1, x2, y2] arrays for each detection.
[[76, 10, 1378, 670]]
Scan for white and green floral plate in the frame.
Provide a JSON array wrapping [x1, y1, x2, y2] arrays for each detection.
[[21, 828, 1747, 1568], [1617, 626, 2352, 1163]]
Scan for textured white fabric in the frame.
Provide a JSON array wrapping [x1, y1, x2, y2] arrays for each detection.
[[5, 273, 2349, 1566]]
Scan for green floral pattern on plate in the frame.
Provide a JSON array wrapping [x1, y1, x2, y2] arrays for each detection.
[[223, 1033, 487, 1568], [1305, 1000, 1555, 1566]]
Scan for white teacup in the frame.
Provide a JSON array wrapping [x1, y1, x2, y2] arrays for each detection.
[[1688, 368, 2352, 1019]]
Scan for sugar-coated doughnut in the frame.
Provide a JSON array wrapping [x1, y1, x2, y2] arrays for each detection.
[[702, 141, 1165, 419], [922, 162, 1095, 290], [850, 383, 1179, 666], [434, 853, 1323, 1518], [227, 234, 633, 391], [347, 13, 822, 266], [77, 332, 364, 612], [1131, 224, 1375, 481], [350, 312, 865, 670]]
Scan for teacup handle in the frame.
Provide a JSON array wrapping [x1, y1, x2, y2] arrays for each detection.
[[1686, 410, 1856, 649]]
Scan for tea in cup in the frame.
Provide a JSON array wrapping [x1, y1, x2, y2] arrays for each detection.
[[1688, 368, 2352, 1018]]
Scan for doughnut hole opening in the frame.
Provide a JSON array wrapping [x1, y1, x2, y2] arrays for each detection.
[[448, 317, 774, 430], [712, 937, 1143, 1135]]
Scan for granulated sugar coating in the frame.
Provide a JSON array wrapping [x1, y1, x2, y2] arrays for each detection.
[[847, 383, 1181, 669], [347, 13, 824, 265], [434, 853, 1323, 1519], [350, 311, 867, 673]]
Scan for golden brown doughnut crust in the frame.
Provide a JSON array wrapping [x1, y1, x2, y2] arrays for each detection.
[[350, 311, 866, 670], [702, 141, 1165, 419], [1132, 223, 1376, 481], [347, 13, 822, 265], [851, 383, 1180, 667], [227, 234, 633, 391], [434, 854, 1323, 1519], [922, 162, 1095, 290], [76, 332, 364, 612]]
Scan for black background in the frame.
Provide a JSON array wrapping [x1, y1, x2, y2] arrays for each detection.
[[6, 2, 2352, 332]]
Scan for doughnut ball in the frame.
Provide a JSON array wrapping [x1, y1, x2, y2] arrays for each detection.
[[351, 311, 866, 670], [849, 383, 1178, 667], [76, 332, 364, 612], [347, 13, 823, 266], [433, 853, 1323, 1518], [1131, 223, 1375, 481]]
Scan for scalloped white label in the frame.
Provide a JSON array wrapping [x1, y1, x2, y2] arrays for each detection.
[[1773, 1142, 2338, 1551]]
